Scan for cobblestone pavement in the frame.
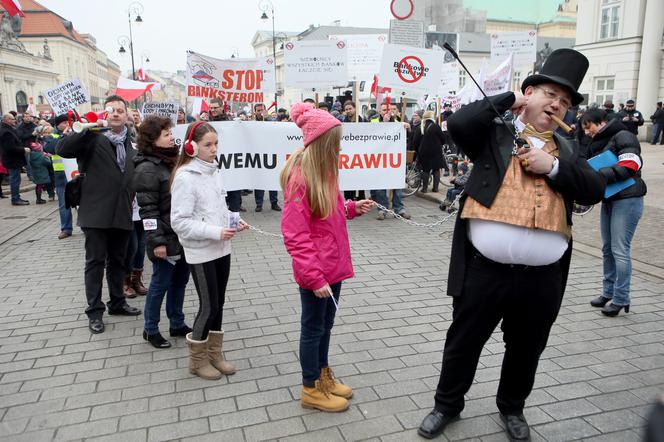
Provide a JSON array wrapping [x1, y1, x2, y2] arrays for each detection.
[[1, 159, 663, 441]]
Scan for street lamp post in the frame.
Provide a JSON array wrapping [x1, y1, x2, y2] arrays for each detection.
[[118, 1, 144, 105], [259, 0, 277, 111], [141, 51, 150, 104]]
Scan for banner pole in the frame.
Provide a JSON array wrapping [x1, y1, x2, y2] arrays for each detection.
[[354, 81, 359, 122]]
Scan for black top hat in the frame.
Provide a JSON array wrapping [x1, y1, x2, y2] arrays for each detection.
[[521, 48, 589, 106]]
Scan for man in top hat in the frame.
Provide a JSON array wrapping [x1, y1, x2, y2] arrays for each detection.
[[418, 49, 605, 441]]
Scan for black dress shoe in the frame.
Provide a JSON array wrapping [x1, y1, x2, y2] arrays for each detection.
[[417, 410, 459, 439], [169, 325, 193, 337], [500, 413, 530, 441], [11, 200, 29, 206], [271, 203, 282, 211], [255, 205, 262, 212], [143, 331, 171, 348], [601, 303, 630, 317], [108, 304, 141, 316], [89, 318, 105, 334], [590, 295, 611, 307]]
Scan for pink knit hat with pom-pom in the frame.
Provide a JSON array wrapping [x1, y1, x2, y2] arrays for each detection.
[[290, 102, 342, 147]]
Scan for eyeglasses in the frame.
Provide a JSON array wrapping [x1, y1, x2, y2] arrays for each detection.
[[534, 86, 572, 109], [209, 106, 221, 111]]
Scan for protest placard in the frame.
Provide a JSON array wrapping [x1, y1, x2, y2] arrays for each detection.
[[284, 40, 348, 88], [491, 31, 537, 67], [378, 44, 443, 97], [43, 79, 90, 115], [141, 101, 179, 124], [186, 51, 276, 103], [483, 53, 514, 96], [173, 122, 405, 191], [329, 34, 387, 82], [438, 61, 460, 96], [388, 19, 424, 48]]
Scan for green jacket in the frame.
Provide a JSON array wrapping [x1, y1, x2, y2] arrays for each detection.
[[29, 150, 52, 185]]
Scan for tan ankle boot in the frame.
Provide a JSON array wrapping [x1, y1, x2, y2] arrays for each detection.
[[186, 333, 222, 380], [123, 276, 136, 298], [130, 270, 147, 295], [207, 330, 236, 375], [301, 379, 349, 412], [320, 367, 353, 399]]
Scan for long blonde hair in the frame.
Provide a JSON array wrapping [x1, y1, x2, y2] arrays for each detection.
[[170, 122, 217, 190], [280, 125, 342, 219]]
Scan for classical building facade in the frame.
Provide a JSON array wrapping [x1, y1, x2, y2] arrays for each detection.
[[1, 0, 121, 114], [575, 0, 663, 138]]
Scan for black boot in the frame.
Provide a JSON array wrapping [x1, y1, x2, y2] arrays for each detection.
[[590, 296, 611, 307], [601, 303, 630, 317], [421, 172, 430, 193], [431, 170, 441, 193]]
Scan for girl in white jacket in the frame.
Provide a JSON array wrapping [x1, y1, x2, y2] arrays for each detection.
[[170, 121, 246, 380]]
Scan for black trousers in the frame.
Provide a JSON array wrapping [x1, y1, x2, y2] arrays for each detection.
[[434, 251, 564, 416], [226, 190, 242, 212], [189, 254, 231, 341], [82, 227, 132, 319]]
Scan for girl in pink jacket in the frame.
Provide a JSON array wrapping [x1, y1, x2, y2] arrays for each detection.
[[280, 102, 373, 413]]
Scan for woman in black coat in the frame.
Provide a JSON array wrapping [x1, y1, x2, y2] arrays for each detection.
[[132, 116, 192, 348], [580, 109, 647, 317], [413, 111, 447, 193]]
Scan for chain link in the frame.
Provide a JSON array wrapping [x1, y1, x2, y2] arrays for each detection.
[[243, 192, 464, 237]]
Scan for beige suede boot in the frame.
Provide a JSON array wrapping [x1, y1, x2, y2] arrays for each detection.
[[320, 367, 353, 399], [301, 379, 349, 412], [207, 330, 236, 375], [186, 333, 222, 380]]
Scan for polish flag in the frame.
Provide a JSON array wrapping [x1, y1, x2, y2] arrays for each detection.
[[0, 0, 25, 17], [190, 97, 209, 117], [114, 78, 160, 102], [137, 68, 147, 81]]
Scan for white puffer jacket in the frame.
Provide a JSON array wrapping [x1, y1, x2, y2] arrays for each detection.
[[170, 158, 232, 264]]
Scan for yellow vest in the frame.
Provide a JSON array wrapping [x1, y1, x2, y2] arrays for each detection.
[[49, 134, 65, 172]]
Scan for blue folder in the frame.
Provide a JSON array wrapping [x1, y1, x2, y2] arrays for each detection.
[[587, 150, 635, 198]]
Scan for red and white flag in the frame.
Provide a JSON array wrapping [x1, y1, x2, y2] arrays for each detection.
[[190, 97, 209, 117], [0, 0, 25, 17], [114, 78, 160, 102], [137, 68, 147, 81]]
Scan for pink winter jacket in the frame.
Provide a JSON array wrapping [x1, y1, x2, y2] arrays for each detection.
[[281, 174, 359, 290]]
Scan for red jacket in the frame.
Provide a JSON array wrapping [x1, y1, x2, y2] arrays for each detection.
[[281, 173, 359, 290]]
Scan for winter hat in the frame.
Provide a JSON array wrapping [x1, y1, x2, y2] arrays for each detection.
[[54, 114, 68, 126], [290, 102, 341, 147]]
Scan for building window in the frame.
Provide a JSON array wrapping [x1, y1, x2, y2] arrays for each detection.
[[600, 0, 620, 39], [16, 91, 28, 113], [595, 76, 615, 106], [459, 70, 466, 89]]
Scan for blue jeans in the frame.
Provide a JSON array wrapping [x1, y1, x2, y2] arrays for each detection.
[[8, 168, 21, 202], [254, 190, 278, 207], [652, 123, 663, 144], [299, 281, 342, 387], [126, 221, 146, 272], [144, 257, 189, 334], [600, 197, 643, 306], [370, 189, 404, 214], [55, 171, 72, 233]]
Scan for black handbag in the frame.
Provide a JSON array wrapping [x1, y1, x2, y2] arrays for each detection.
[[64, 172, 86, 209]]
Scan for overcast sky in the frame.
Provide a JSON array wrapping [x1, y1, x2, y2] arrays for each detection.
[[39, 0, 394, 75]]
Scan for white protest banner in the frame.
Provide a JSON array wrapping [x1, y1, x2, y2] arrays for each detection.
[[186, 51, 275, 103], [328, 34, 387, 82], [378, 43, 443, 97], [490, 31, 537, 67], [483, 53, 513, 96], [142, 101, 179, 124], [388, 19, 425, 48], [43, 79, 90, 115], [438, 61, 459, 96], [284, 40, 348, 88], [173, 122, 405, 191]]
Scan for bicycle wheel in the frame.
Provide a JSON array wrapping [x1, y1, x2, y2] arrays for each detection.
[[403, 164, 421, 197]]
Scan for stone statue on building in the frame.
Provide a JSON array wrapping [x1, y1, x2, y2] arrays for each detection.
[[43, 38, 51, 58], [0, 11, 27, 53]]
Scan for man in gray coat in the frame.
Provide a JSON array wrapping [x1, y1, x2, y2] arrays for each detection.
[[57, 95, 141, 334]]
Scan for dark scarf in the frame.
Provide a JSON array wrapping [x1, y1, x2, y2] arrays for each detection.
[[151, 146, 179, 168]]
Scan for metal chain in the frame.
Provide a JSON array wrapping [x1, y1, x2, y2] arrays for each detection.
[[243, 191, 464, 237]]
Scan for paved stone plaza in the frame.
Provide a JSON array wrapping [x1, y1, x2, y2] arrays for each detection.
[[1, 145, 663, 441]]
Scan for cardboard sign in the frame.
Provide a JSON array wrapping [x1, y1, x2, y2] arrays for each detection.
[[186, 51, 276, 103], [378, 44, 443, 97], [438, 61, 460, 96], [173, 122, 405, 191], [43, 79, 90, 115], [142, 101, 179, 124], [329, 34, 387, 82], [388, 19, 425, 48], [284, 40, 348, 88], [491, 31, 537, 67]]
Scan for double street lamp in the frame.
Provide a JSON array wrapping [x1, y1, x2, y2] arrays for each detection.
[[117, 1, 144, 82], [259, 0, 278, 110]]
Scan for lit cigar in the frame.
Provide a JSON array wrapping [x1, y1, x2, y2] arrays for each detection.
[[546, 112, 572, 134]]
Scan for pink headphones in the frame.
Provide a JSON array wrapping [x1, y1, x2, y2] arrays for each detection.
[[183, 121, 206, 157]]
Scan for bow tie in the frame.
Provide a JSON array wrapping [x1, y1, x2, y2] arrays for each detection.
[[520, 124, 554, 142]]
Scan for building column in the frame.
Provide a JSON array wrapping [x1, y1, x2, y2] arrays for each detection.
[[635, 0, 664, 139]]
